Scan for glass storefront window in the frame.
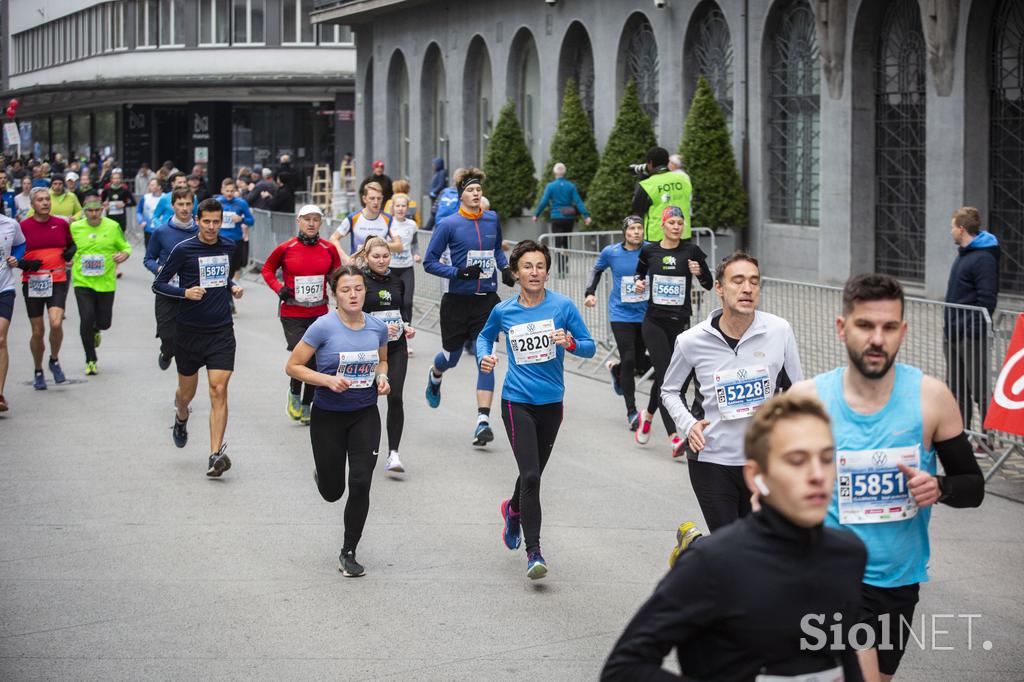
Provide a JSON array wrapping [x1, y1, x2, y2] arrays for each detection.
[[95, 111, 118, 161], [51, 116, 69, 161], [71, 113, 91, 162]]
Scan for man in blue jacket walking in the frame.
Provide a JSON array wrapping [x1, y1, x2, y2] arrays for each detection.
[[533, 163, 591, 274], [945, 206, 1000, 429]]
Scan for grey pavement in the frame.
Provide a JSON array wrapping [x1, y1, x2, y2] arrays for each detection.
[[1, 265, 1022, 681]]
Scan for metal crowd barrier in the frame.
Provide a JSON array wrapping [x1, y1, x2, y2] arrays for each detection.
[[247, 213, 1022, 480], [538, 227, 717, 271]]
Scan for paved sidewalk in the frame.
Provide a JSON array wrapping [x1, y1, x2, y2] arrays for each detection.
[[1, 266, 1022, 681]]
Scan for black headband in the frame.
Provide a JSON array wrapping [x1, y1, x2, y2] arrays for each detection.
[[458, 176, 482, 195]]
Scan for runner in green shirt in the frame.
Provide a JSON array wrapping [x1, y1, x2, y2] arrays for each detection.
[[70, 196, 132, 375]]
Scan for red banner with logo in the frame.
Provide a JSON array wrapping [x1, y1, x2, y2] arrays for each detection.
[[985, 313, 1024, 436]]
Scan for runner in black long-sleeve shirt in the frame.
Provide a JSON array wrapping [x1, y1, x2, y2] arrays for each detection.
[[603, 393, 868, 682], [154, 197, 244, 478]]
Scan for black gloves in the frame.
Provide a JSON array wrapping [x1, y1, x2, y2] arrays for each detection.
[[457, 264, 483, 280], [278, 286, 294, 301], [501, 267, 516, 287], [17, 258, 42, 271]]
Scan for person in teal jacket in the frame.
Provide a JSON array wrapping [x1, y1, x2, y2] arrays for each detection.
[[532, 163, 591, 274]]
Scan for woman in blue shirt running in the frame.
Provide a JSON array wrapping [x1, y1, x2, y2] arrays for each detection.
[[477, 239, 596, 580]]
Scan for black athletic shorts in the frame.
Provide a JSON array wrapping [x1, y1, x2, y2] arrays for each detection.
[[22, 280, 69, 317], [174, 324, 236, 376], [439, 292, 499, 352], [230, 240, 250, 275], [0, 290, 14, 321], [281, 315, 317, 351], [860, 582, 921, 676]]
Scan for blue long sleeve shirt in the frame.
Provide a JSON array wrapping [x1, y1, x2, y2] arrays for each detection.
[[150, 194, 198, 232], [423, 209, 508, 295], [144, 218, 199, 274], [585, 242, 648, 324], [534, 178, 589, 221], [215, 195, 255, 241], [152, 234, 237, 330], [477, 290, 596, 405]]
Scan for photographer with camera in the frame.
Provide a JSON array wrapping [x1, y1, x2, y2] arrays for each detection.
[[630, 147, 693, 243]]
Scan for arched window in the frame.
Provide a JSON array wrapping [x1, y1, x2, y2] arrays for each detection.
[[990, 0, 1024, 294], [508, 29, 541, 165], [874, 0, 926, 281], [622, 16, 659, 124], [685, 1, 734, 128], [463, 36, 492, 167], [422, 44, 448, 173], [559, 22, 595, 125], [766, 0, 820, 226], [386, 51, 410, 178]]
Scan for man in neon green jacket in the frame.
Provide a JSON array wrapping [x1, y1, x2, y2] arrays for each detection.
[[70, 196, 131, 375]]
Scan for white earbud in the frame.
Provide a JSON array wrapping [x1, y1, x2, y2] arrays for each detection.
[[754, 474, 770, 497]]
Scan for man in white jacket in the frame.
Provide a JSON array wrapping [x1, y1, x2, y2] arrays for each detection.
[[661, 251, 803, 535]]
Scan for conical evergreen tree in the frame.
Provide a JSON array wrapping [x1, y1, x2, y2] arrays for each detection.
[[678, 76, 748, 231], [482, 101, 537, 220], [586, 80, 658, 230], [536, 79, 600, 219]]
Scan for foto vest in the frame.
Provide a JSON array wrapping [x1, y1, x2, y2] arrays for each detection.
[[640, 171, 692, 242]]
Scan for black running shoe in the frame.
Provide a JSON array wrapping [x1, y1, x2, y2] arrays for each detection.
[[158, 352, 172, 371], [206, 444, 231, 477], [339, 549, 365, 577], [172, 411, 189, 448]]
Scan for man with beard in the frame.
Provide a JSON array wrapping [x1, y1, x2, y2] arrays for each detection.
[[787, 273, 984, 681]]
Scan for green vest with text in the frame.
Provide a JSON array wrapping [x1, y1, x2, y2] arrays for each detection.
[[640, 171, 692, 242]]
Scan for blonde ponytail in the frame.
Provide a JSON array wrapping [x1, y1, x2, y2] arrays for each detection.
[[350, 235, 391, 267]]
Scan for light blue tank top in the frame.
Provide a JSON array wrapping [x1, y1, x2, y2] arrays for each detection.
[[817, 364, 936, 588]]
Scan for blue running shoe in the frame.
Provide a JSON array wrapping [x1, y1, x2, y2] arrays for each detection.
[[607, 361, 623, 396], [48, 358, 66, 384], [500, 498, 521, 550], [628, 410, 640, 432], [527, 552, 548, 580], [473, 421, 494, 447], [33, 369, 47, 391], [425, 369, 441, 408]]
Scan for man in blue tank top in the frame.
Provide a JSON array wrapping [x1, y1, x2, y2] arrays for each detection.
[[788, 274, 984, 680]]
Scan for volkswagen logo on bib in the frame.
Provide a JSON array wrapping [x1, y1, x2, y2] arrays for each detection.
[[737, 369, 748, 380], [871, 451, 887, 467]]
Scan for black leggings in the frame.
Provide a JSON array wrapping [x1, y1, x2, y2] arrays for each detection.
[[688, 459, 752, 532], [310, 404, 381, 552], [502, 400, 563, 555], [282, 317, 317, 405], [641, 316, 690, 435], [391, 266, 415, 324], [74, 287, 115, 363], [385, 339, 409, 451], [611, 321, 656, 416]]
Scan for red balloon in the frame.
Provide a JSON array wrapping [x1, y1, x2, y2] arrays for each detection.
[[5, 107, 14, 119], [9, 99, 18, 108]]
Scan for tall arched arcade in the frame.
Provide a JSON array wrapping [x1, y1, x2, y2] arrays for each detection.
[[330, 0, 1023, 298]]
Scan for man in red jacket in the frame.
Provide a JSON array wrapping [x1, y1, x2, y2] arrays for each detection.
[[262, 204, 341, 424]]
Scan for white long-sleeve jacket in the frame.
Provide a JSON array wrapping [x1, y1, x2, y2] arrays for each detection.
[[661, 309, 803, 466]]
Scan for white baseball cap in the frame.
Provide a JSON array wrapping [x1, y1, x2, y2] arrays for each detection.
[[64, 171, 79, 181], [297, 204, 323, 217]]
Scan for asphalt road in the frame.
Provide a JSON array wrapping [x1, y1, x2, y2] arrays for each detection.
[[1, 265, 1021, 681]]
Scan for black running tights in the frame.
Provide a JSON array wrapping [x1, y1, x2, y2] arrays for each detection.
[[74, 287, 114, 363], [385, 340, 409, 451], [310, 405, 380, 551], [611, 321, 656, 415], [641, 316, 690, 435], [502, 400, 563, 555]]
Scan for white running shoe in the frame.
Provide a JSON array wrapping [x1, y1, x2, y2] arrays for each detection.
[[635, 411, 652, 445], [385, 451, 405, 473]]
